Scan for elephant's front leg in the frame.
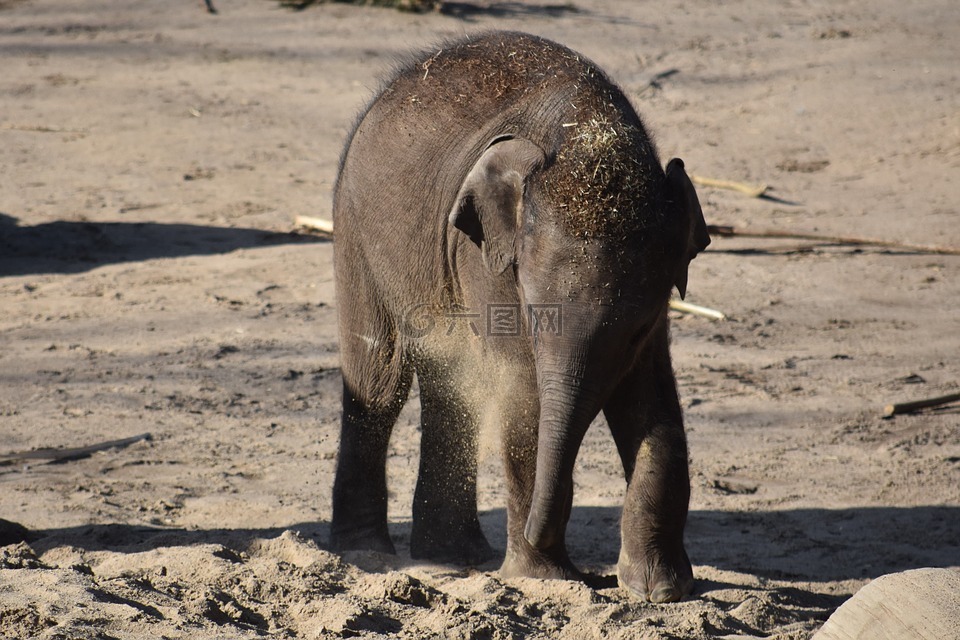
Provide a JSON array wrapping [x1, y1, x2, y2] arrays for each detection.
[[603, 326, 694, 603], [410, 361, 494, 564]]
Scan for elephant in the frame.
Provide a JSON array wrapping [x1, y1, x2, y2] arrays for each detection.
[[330, 31, 709, 603]]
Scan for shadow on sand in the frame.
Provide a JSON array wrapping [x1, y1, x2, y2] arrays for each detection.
[[0, 212, 326, 277], [274, 1, 580, 21], [22, 505, 960, 587]]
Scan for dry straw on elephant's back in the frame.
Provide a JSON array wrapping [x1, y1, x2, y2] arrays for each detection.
[[544, 106, 662, 243]]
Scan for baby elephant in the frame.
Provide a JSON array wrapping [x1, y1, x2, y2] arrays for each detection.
[[331, 31, 709, 603]]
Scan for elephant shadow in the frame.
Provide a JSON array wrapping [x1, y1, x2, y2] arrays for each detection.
[[555, 504, 960, 583], [475, 504, 960, 585], [0, 212, 325, 277], [23, 504, 960, 586]]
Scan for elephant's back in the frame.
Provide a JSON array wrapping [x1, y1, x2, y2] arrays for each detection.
[[333, 32, 658, 305], [334, 31, 627, 223], [332, 33, 593, 300]]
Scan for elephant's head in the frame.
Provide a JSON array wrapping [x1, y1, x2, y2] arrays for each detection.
[[449, 129, 708, 553], [450, 134, 709, 297]]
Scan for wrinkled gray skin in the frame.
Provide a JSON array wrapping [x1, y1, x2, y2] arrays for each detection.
[[330, 32, 709, 603]]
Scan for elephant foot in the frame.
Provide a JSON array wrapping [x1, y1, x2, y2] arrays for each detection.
[[410, 520, 495, 565], [330, 524, 396, 556], [616, 545, 694, 603], [499, 537, 581, 582]]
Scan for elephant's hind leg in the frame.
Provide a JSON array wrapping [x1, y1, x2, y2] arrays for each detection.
[[331, 302, 413, 555], [410, 360, 494, 564]]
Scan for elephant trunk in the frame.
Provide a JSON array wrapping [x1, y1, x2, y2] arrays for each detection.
[[523, 335, 607, 551]]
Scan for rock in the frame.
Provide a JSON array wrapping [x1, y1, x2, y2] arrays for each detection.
[[813, 568, 960, 640]]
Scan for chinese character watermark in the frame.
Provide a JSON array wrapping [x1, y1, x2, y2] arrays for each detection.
[[528, 304, 562, 335], [401, 303, 563, 338], [487, 304, 522, 337]]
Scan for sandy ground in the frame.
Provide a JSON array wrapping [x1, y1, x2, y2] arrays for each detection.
[[1, 0, 958, 638]]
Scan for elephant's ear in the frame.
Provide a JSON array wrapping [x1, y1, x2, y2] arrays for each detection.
[[664, 158, 711, 299], [449, 136, 546, 274]]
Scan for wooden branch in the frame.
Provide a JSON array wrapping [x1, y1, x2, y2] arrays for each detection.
[[690, 175, 768, 198], [0, 433, 152, 466], [295, 215, 334, 235], [669, 299, 726, 320], [295, 216, 958, 258], [707, 224, 960, 256], [2, 124, 88, 134], [883, 392, 960, 417]]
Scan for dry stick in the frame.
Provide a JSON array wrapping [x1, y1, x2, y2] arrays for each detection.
[[295, 215, 334, 235], [297, 217, 728, 319], [690, 175, 768, 198], [708, 225, 960, 256], [669, 299, 726, 320], [2, 124, 88, 134], [682, 171, 958, 250], [296, 216, 957, 315], [883, 392, 960, 417], [0, 433, 152, 466]]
